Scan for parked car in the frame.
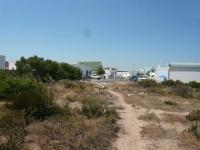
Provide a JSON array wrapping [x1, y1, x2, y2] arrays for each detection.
[[129, 76, 138, 82], [90, 74, 101, 80], [137, 75, 148, 81]]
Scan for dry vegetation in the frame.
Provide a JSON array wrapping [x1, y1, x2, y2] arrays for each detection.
[[0, 80, 118, 150], [111, 80, 200, 149], [138, 109, 159, 122]]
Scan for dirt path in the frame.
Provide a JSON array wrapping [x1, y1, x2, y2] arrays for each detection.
[[108, 90, 147, 150], [108, 89, 183, 150]]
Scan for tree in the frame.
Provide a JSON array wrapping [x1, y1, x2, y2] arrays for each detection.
[[96, 66, 105, 75], [16, 56, 81, 81]]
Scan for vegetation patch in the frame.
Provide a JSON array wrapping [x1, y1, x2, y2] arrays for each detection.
[[138, 110, 159, 122], [164, 100, 177, 106], [178, 132, 200, 150], [186, 110, 200, 121], [138, 79, 157, 88], [140, 123, 166, 139], [161, 113, 186, 124]]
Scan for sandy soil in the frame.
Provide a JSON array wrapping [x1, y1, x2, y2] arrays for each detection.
[[108, 89, 184, 150]]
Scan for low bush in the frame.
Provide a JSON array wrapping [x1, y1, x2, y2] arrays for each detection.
[[187, 81, 200, 89], [161, 80, 185, 88], [173, 86, 193, 98], [0, 111, 26, 150], [188, 121, 200, 139], [10, 90, 61, 120], [81, 97, 116, 119], [0, 75, 43, 100], [138, 79, 157, 88], [81, 98, 108, 118], [164, 100, 177, 106], [60, 80, 85, 90], [138, 109, 159, 122], [186, 110, 200, 121]]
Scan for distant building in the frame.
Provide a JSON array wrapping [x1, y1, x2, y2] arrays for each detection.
[[116, 71, 130, 79], [169, 63, 200, 83], [75, 61, 103, 78], [104, 67, 117, 79], [0, 55, 6, 70], [156, 65, 169, 82]]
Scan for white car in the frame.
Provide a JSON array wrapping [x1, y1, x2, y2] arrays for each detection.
[[137, 76, 148, 81], [90, 74, 101, 80]]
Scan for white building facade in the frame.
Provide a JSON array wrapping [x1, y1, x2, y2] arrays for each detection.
[[104, 67, 117, 79], [156, 65, 169, 82], [169, 63, 200, 83], [116, 71, 130, 79]]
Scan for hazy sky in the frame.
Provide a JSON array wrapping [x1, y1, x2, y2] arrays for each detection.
[[0, 0, 200, 70]]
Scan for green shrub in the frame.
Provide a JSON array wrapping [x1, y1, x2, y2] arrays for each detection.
[[161, 80, 184, 88], [10, 90, 60, 120], [187, 81, 200, 89], [0, 75, 43, 99], [81, 98, 110, 118], [173, 86, 193, 98], [16, 56, 81, 81], [138, 79, 157, 88], [60, 80, 85, 90]]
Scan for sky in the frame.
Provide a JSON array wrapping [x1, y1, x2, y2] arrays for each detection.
[[0, 0, 200, 70]]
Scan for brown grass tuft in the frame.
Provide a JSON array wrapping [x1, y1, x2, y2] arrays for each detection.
[[140, 123, 166, 139]]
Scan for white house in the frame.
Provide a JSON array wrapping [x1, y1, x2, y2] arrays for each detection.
[[104, 67, 117, 79], [169, 63, 200, 83], [116, 71, 130, 79]]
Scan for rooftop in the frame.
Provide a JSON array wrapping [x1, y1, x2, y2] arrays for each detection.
[[169, 63, 200, 68]]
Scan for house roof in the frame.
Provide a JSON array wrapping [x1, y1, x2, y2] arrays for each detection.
[[169, 63, 200, 71], [169, 63, 200, 68], [78, 61, 102, 70]]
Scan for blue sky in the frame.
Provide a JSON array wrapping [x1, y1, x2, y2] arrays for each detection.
[[0, 0, 200, 70]]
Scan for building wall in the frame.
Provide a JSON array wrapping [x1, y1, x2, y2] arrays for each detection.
[[116, 71, 130, 79], [0, 55, 5, 70], [169, 71, 200, 83], [104, 67, 117, 79], [156, 66, 169, 82]]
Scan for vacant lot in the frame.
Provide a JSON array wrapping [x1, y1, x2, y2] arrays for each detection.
[[0, 80, 118, 150], [108, 81, 200, 150]]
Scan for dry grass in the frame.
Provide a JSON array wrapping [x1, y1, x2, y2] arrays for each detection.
[[140, 123, 166, 139], [25, 114, 118, 150], [138, 110, 159, 122], [161, 113, 187, 124], [178, 132, 200, 150], [112, 82, 200, 113]]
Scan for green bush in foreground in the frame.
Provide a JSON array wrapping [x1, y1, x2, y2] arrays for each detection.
[[81, 97, 116, 118], [0, 111, 26, 150], [10, 90, 60, 120], [0, 76, 43, 100]]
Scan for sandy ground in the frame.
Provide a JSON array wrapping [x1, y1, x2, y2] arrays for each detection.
[[108, 89, 184, 150], [108, 90, 147, 150]]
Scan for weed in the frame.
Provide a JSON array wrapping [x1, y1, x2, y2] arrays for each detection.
[[138, 79, 157, 88], [138, 109, 159, 122], [164, 100, 177, 106], [186, 110, 200, 121], [81, 97, 109, 118], [9, 89, 61, 120]]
